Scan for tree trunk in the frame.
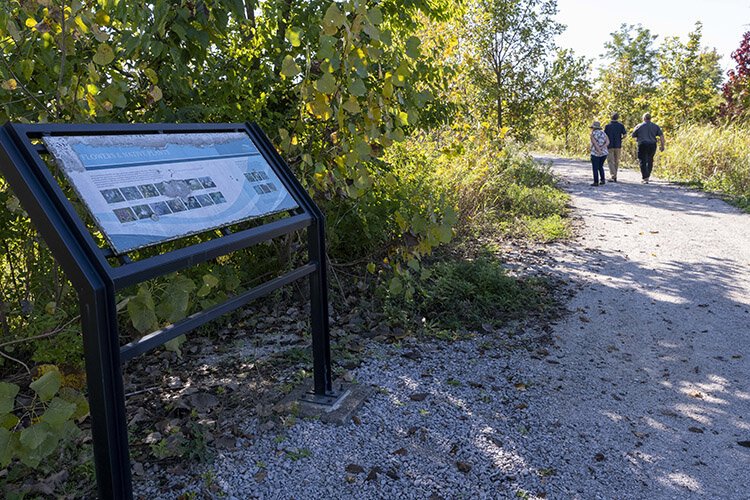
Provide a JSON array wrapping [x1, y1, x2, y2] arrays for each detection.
[[244, 0, 256, 28]]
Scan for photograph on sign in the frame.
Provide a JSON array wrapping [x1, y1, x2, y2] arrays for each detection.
[[43, 132, 298, 254]]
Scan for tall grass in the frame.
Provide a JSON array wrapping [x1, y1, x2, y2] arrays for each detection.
[[657, 124, 750, 208]]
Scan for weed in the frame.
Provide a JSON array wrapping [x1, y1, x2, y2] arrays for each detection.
[[286, 448, 312, 461]]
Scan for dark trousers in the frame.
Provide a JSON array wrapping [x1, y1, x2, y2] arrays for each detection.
[[637, 142, 657, 179], [591, 154, 607, 183]]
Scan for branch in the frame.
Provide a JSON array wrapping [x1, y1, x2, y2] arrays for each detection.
[[0, 350, 31, 376], [0, 315, 80, 350], [0, 50, 48, 115]]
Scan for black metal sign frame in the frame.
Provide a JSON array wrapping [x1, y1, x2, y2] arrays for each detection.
[[0, 122, 336, 498]]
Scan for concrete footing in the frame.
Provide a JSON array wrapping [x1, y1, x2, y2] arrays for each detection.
[[274, 379, 373, 425]]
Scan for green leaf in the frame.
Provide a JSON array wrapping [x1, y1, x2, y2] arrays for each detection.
[[323, 4, 346, 33], [405, 36, 421, 59], [40, 398, 76, 429], [58, 387, 89, 420], [315, 73, 337, 95], [128, 285, 157, 334], [0, 413, 19, 430], [6, 20, 22, 42], [439, 223, 453, 243], [0, 428, 13, 467], [0, 382, 19, 415], [389, 276, 403, 295], [317, 35, 338, 60], [93, 43, 115, 66], [19, 423, 59, 467], [20, 424, 49, 450], [285, 27, 302, 47], [342, 96, 360, 114], [348, 77, 366, 97], [363, 23, 380, 41], [157, 274, 196, 322], [30, 370, 61, 402], [164, 335, 186, 357], [281, 55, 301, 78], [20, 59, 34, 80], [367, 7, 384, 25], [202, 273, 220, 288], [144, 68, 158, 84]]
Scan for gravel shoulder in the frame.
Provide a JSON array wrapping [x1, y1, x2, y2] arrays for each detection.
[[134, 158, 750, 499]]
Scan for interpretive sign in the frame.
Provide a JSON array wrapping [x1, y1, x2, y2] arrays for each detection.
[[43, 132, 298, 254], [0, 122, 338, 499]]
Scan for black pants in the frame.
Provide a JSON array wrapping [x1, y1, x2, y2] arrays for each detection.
[[637, 142, 657, 180]]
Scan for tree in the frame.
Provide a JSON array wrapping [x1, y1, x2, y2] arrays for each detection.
[[721, 31, 750, 122], [598, 24, 658, 128], [537, 49, 595, 151], [464, 0, 563, 139], [654, 23, 722, 129]]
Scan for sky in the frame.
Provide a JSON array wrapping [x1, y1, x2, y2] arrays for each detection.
[[555, 0, 750, 75]]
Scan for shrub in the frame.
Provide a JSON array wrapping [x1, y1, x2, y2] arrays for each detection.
[[657, 123, 750, 206], [417, 257, 551, 330]]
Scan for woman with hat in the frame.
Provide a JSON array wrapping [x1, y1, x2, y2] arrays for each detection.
[[589, 120, 610, 186]]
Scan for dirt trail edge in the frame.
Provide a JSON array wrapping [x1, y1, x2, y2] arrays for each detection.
[[538, 156, 750, 498]]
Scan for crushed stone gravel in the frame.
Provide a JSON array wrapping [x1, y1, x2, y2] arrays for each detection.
[[134, 159, 750, 499]]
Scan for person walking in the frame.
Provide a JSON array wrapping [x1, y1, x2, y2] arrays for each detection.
[[604, 113, 627, 182], [631, 113, 665, 184], [589, 121, 609, 186]]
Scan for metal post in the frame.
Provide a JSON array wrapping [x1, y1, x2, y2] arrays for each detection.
[[80, 284, 132, 498], [308, 216, 333, 396]]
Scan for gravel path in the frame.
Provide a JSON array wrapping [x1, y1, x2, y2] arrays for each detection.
[[134, 158, 750, 499]]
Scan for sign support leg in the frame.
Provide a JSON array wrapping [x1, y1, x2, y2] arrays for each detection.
[[308, 217, 333, 396], [81, 286, 132, 498]]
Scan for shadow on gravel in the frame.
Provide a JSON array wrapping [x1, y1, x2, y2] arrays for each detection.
[[544, 241, 750, 497], [552, 159, 740, 219]]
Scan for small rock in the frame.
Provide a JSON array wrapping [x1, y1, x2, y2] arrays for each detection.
[[688, 427, 704, 433], [737, 441, 750, 448], [409, 393, 429, 401], [392, 447, 408, 456], [594, 453, 606, 462]]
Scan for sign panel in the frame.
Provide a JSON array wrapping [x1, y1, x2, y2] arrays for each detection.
[[43, 132, 298, 254]]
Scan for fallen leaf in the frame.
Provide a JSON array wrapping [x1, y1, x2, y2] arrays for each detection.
[[456, 461, 472, 473], [346, 464, 365, 474], [366, 466, 382, 481]]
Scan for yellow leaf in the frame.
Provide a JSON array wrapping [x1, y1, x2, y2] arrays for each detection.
[[1, 79, 17, 91], [149, 85, 162, 102], [95, 11, 111, 26]]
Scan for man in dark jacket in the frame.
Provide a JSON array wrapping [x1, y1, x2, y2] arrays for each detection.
[[631, 113, 665, 184], [604, 113, 627, 182]]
